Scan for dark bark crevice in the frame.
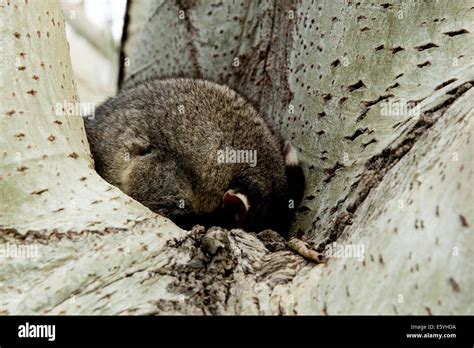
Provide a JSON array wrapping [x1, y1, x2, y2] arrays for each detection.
[[175, 0, 202, 79], [117, 0, 131, 89]]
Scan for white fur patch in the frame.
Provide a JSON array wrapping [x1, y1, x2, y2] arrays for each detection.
[[284, 141, 299, 166], [119, 159, 135, 194], [228, 190, 250, 211]]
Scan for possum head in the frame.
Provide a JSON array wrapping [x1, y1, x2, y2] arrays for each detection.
[[85, 78, 305, 238]]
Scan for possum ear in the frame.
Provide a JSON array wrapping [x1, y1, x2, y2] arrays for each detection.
[[222, 190, 250, 227]]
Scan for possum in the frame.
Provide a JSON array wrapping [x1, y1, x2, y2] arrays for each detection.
[[84, 78, 304, 238]]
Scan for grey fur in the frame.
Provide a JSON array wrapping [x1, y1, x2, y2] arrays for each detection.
[[85, 78, 304, 237]]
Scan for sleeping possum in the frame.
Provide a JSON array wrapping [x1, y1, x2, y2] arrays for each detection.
[[84, 78, 304, 238]]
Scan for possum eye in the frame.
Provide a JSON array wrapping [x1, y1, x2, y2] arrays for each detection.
[[137, 145, 153, 156], [129, 137, 153, 157], [222, 189, 250, 227]]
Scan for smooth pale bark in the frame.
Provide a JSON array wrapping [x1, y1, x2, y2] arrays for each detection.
[[0, 0, 472, 315]]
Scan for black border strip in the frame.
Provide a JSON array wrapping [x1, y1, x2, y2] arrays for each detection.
[[0, 315, 472, 346]]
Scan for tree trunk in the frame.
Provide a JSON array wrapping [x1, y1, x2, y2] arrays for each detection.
[[1, 0, 472, 315]]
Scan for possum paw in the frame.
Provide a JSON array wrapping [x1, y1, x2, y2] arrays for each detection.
[[288, 237, 328, 263]]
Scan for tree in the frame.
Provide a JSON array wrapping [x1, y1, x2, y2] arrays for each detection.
[[0, 0, 472, 315]]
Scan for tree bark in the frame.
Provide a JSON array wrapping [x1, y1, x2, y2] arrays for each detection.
[[1, 0, 472, 315]]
